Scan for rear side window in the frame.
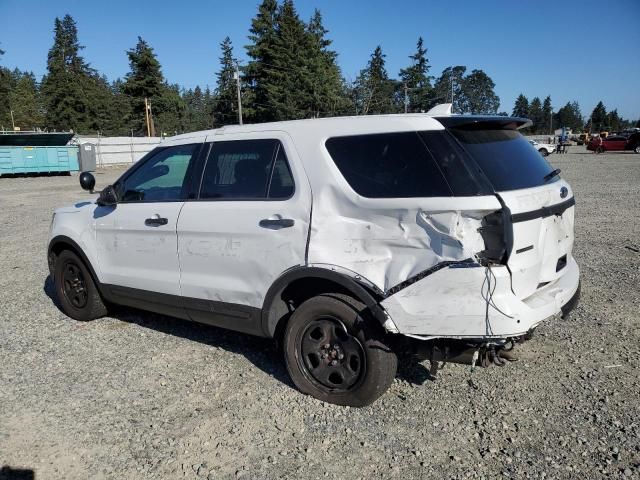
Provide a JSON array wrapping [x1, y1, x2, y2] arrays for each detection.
[[325, 132, 452, 198], [450, 129, 556, 191], [199, 139, 294, 200]]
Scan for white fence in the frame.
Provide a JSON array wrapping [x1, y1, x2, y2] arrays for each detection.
[[76, 136, 164, 166]]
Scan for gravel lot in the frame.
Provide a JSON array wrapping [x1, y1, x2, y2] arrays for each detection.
[[1, 150, 639, 479]]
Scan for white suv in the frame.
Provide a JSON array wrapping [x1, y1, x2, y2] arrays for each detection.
[[48, 105, 580, 406]]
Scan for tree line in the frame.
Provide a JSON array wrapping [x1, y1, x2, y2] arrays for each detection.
[[511, 93, 638, 135], [1, 0, 637, 136]]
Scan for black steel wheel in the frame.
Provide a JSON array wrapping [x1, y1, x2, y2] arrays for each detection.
[[61, 261, 88, 309], [54, 250, 107, 321], [284, 293, 397, 407], [299, 317, 365, 391]]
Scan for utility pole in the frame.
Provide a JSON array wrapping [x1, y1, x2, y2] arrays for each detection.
[[449, 67, 455, 108], [404, 83, 409, 114], [234, 61, 243, 125], [549, 109, 553, 136], [144, 98, 151, 137], [10, 110, 15, 131]]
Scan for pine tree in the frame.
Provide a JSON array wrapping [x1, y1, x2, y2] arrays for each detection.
[[590, 101, 607, 132], [433, 66, 466, 113], [214, 37, 239, 126], [512, 94, 529, 118], [399, 37, 433, 112], [305, 9, 347, 117], [606, 108, 621, 132], [353, 46, 396, 115], [122, 37, 166, 135], [542, 96, 553, 134], [266, 0, 313, 120], [462, 69, 499, 114], [528, 97, 543, 133], [0, 52, 17, 129], [244, 0, 279, 122], [9, 72, 44, 130], [41, 15, 93, 132]]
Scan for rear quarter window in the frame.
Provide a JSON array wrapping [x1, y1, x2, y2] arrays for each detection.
[[450, 129, 557, 191], [325, 132, 453, 198]]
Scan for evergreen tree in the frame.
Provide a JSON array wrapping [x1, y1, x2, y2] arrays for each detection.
[[9, 72, 44, 130], [353, 46, 397, 115], [527, 97, 543, 133], [590, 101, 607, 132], [512, 93, 529, 118], [554, 101, 583, 132], [0, 55, 17, 129], [433, 66, 466, 113], [244, 0, 279, 122], [462, 69, 499, 114], [305, 9, 347, 117], [41, 15, 93, 132], [122, 36, 166, 134], [606, 108, 621, 132], [184, 85, 209, 131], [214, 37, 239, 126], [265, 0, 314, 120], [542, 96, 552, 134], [399, 37, 433, 112]]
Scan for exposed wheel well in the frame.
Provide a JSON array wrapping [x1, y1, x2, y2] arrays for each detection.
[[262, 271, 385, 343]]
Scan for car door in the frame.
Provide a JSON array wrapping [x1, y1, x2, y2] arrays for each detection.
[[177, 133, 311, 334], [94, 142, 202, 308]]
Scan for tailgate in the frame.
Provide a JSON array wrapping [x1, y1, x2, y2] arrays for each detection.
[[499, 180, 575, 299]]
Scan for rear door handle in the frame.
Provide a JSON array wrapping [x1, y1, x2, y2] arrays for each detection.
[[259, 217, 295, 229], [145, 214, 168, 227]]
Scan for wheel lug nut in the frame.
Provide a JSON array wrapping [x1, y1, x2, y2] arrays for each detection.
[[338, 354, 344, 360], [323, 344, 330, 349], [331, 360, 338, 366]]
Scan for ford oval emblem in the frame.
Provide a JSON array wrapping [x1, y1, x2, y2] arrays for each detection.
[[560, 186, 568, 199]]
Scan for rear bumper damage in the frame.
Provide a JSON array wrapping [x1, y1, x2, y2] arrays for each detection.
[[381, 256, 580, 340]]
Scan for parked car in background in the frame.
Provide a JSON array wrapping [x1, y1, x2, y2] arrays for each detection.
[[587, 134, 639, 153], [529, 140, 556, 156]]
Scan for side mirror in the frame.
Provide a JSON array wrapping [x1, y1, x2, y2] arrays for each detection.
[[79, 172, 96, 193], [97, 185, 118, 207]]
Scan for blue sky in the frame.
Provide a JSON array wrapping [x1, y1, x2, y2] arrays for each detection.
[[1, 0, 639, 119]]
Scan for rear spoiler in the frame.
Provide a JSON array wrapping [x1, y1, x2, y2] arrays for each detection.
[[435, 116, 532, 131]]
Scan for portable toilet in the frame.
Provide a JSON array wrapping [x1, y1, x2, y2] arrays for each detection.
[[0, 132, 79, 176]]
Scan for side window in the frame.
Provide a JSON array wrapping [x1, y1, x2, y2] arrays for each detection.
[[199, 139, 294, 200], [325, 132, 452, 198], [268, 145, 295, 199], [118, 144, 198, 202]]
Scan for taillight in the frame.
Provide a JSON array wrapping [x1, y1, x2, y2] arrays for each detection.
[[477, 210, 512, 265]]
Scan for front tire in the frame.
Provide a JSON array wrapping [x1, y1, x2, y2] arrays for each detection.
[[539, 148, 549, 156], [283, 294, 397, 407], [635, 145, 640, 154], [596, 146, 604, 154], [54, 250, 107, 321]]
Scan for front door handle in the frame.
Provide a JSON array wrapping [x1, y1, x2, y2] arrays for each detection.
[[145, 214, 168, 227], [259, 217, 295, 229]]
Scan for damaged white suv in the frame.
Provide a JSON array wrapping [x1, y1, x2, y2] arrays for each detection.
[[48, 104, 580, 406]]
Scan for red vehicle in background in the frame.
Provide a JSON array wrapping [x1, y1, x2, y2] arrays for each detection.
[[587, 133, 640, 153]]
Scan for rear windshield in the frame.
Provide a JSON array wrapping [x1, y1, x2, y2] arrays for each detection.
[[450, 129, 557, 191], [325, 131, 484, 198]]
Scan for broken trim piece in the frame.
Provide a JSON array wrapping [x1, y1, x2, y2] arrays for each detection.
[[385, 258, 479, 297], [511, 197, 575, 223]]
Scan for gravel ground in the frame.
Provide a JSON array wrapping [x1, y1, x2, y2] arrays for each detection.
[[1, 151, 639, 479]]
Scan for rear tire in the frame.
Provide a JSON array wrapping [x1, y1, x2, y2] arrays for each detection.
[[635, 146, 640, 154], [283, 294, 397, 407], [538, 148, 549, 156], [596, 146, 604, 154], [54, 250, 107, 321]]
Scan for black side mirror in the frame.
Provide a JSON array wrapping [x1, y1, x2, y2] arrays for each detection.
[[97, 185, 118, 207], [79, 172, 96, 193]]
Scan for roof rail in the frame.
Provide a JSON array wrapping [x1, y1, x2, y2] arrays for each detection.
[[426, 103, 453, 116]]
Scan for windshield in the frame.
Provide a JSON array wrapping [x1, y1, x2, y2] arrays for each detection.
[[450, 129, 557, 191]]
